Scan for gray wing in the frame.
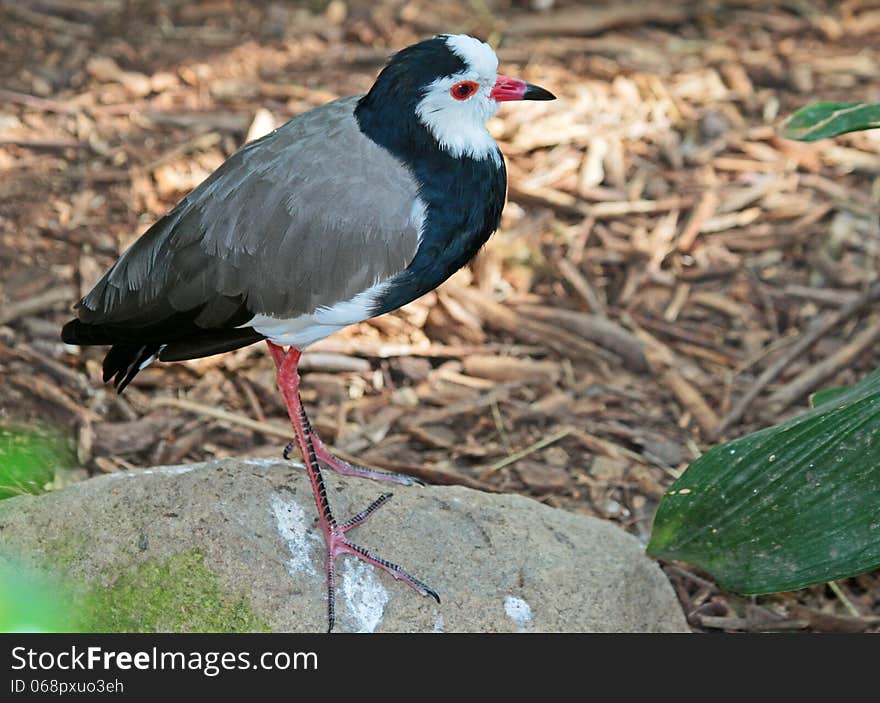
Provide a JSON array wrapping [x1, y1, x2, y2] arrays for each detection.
[[77, 96, 422, 329]]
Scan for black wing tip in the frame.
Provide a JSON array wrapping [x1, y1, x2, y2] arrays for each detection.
[[61, 318, 82, 344], [68, 324, 264, 393], [64, 320, 135, 391], [102, 343, 160, 394], [62, 318, 115, 346]]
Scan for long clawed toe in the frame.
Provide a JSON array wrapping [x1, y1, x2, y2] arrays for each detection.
[[326, 537, 440, 632], [339, 539, 440, 603], [324, 492, 439, 632], [339, 492, 393, 532]]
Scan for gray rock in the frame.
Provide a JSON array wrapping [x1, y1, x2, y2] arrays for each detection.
[[0, 458, 688, 632]]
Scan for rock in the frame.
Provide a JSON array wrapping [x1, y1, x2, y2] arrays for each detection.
[[0, 458, 688, 633]]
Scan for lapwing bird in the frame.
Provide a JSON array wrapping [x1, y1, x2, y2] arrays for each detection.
[[62, 34, 555, 631]]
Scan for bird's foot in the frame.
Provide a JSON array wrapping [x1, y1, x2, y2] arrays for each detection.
[[283, 433, 424, 487], [268, 340, 437, 631], [323, 492, 440, 632]]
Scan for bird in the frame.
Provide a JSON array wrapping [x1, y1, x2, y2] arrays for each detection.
[[62, 33, 555, 631]]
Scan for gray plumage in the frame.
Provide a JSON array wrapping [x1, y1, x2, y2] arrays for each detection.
[[78, 96, 422, 329], [60, 33, 557, 632]]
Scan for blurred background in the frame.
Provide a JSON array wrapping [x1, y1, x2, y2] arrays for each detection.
[[0, 0, 878, 630]]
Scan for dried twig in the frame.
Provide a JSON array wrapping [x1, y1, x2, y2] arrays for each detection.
[[152, 397, 292, 439], [480, 427, 575, 477], [507, 3, 697, 36], [661, 370, 720, 436], [514, 304, 649, 372], [766, 318, 880, 413], [552, 254, 607, 316], [712, 282, 880, 439], [0, 287, 77, 326]]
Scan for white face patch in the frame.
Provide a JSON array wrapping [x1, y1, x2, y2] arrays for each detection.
[[444, 34, 499, 77], [415, 35, 501, 164]]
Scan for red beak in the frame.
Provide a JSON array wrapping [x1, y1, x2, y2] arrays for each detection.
[[490, 74, 556, 102]]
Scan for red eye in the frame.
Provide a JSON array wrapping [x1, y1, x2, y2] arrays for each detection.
[[450, 81, 479, 100]]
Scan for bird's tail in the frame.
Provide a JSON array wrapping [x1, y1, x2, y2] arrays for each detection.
[[62, 318, 265, 393], [101, 343, 163, 393], [61, 318, 112, 345], [62, 319, 161, 393]]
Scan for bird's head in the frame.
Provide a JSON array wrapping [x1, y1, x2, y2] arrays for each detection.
[[356, 34, 555, 163]]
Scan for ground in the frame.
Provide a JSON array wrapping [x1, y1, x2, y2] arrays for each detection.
[[0, 0, 878, 631]]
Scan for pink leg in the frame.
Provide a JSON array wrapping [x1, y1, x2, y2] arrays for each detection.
[[286, 433, 423, 486], [268, 344, 422, 486], [268, 341, 438, 631]]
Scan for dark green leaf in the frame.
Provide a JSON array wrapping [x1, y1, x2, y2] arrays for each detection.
[[810, 385, 850, 408], [647, 368, 880, 594], [784, 101, 880, 141]]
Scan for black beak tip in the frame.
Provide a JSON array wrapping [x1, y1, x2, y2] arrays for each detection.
[[523, 83, 556, 101]]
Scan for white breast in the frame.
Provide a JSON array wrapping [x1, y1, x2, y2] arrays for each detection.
[[248, 280, 392, 348]]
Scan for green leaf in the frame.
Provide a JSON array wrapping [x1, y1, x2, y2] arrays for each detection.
[[810, 385, 850, 408], [784, 101, 880, 141], [0, 426, 67, 500], [0, 560, 75, 632], [647, 368, 880, 594]]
